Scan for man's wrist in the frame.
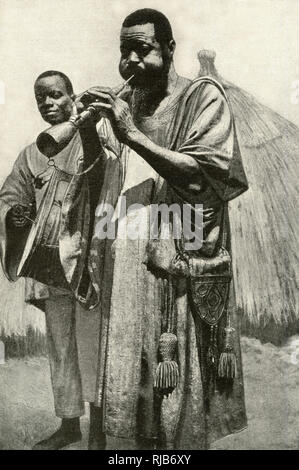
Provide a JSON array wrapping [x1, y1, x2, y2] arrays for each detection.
[[125, 127, 143, 148], [79, 123, 98, 141]]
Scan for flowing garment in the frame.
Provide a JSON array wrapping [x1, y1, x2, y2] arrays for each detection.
[[0, 134, 87, 417], [76, 77, 249, 448], [0, 77, 249, 449]]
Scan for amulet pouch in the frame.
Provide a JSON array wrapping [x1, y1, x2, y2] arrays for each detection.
[[187, 247, 232, 326]]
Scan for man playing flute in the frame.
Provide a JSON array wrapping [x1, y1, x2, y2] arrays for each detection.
[[0, 8, 249, 450], [68, 8, 249, 449]]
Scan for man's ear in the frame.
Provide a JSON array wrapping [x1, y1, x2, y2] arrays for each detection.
[[71, 93, 76, 102], [169, 39, 176, 57]]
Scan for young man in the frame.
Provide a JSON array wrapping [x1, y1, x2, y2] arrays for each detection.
[[0, 71, 104, 450]]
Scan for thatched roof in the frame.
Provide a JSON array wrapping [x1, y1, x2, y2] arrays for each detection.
[[0, 270, 45, 336], [197, 50, 299, 339], [0, 52, 298, 348]]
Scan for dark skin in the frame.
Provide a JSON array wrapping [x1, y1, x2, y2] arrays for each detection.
[[7, 75, 108, 450], [8, 75, 75, 228], [34, 75, 74, 125], [78, 23, 201, 188]]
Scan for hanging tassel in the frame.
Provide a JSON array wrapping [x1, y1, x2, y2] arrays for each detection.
[[207, 325, 219, 371], [218, 326, 237, 379], [154, 332, 179, 397], [207, 325, 219, 392], [154, 277, 179, 397]]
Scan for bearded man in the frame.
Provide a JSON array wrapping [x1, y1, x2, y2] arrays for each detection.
[[68, 8, 249, 449]]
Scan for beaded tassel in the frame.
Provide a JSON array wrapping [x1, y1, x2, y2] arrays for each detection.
[[154, 277, 179, 397], [218, 315, 237, 379], [207, 325, 219, 373], [154, 333, 179, 397]]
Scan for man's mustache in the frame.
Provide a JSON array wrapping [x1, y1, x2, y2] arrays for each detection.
[[124, 69, 165, 88], [40, 105, 58, 111]]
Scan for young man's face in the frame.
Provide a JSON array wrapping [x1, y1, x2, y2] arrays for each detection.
[[119, 23, 170, 88], [34, 75, 74, 125]]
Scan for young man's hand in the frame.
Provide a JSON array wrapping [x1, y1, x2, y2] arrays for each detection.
[[7, 204, 33, 228], [72, 91, 100, 129]]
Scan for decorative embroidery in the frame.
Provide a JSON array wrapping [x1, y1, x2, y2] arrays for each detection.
[[190, 274, 231, 326]]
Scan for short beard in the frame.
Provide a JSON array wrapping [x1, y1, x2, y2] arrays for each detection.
[[132, 52, 171, 118]]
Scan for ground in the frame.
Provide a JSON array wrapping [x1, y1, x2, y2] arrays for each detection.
[[0, 336, 298, 450]]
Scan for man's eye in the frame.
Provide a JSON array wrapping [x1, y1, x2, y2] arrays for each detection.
[[137, 45, 151, 56], [50, 92, 62, 99], [120, 44, 151, 58]]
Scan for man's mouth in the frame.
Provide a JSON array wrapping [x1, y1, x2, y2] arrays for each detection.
[[126, 69, 162, 88], [42, 110, 61, 123], [124, 67, 144, 80], [44, 110, 58, 115], [128, 73, 148, 87]]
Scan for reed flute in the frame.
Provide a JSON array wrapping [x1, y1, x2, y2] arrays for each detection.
[[69, 74, 135, 129]]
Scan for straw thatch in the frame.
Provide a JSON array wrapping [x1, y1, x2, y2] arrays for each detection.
[[198, 50, 299, 340], [0, 52, 298, 353], [0, 269, 46, 358]]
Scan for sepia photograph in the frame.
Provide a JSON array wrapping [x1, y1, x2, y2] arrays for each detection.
[[0, 0, 298, 452]]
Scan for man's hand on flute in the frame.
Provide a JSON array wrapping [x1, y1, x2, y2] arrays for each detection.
[[71, 91, 101, 129], [82, 86, 201, 185], [7, 204, 35, 228], [80, 86, 138, 143]]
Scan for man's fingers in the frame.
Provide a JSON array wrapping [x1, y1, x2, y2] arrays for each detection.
[[88, 102, 112, 120], [13, 218, 27, 227], [87, 87, 117, 100], [74, 93, 88, 112], [75, 89, 90, 100], [74, 87, 118, 112], [86, 91, 115, 104], [12, 205, 26, 214], [71, 101, 79, 116], [12, 214, 25, 221], [91, 102, 113, 111], [88, 86, 114, 94], [9, 205, 32, 227]]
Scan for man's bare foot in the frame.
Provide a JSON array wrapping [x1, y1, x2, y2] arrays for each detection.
[[32, 417, 82, 450]]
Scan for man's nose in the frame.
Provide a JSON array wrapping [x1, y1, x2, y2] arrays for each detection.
[[44, 96, 54, 106], [127, 51, 140, 64]]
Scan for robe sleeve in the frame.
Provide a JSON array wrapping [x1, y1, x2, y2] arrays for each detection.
[[97, 117, 123, 160], [0, 146, 36, 280], [175, 81, 248, 202]]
